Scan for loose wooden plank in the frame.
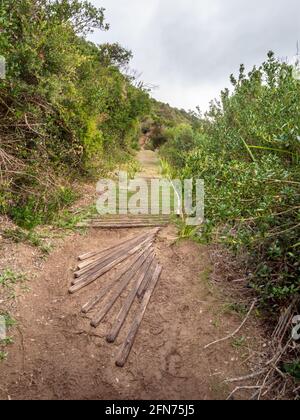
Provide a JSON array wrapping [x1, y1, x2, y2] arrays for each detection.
[[115, 264, 163, 367], [77, 233, 148, 269], [89, 222, 167, 229], [72, 239, 153, 286], [89, 221, 169, 226], [106, 252, 155, 343], [77, 229, 158, 261], [90, 248, 153, 328], [81, 245, 153, 314], [74, 232, 152, 278], [92, 217, 170, 221], [90, 217, 170, 221], [90, 219, 168, 223], [137, 259, 157, 300], [72, 234, 155, 285], [69, 237, 153, 294], [72, 235, 153, 287]]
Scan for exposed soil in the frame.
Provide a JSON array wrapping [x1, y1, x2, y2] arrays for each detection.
[[0, 151, 265, 400]]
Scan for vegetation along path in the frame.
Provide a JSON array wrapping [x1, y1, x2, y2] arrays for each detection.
[[0, 150, 265, 400], [1, 0, 299, 401]]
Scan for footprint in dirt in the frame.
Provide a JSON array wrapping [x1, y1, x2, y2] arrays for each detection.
[[165, 350, 183, 377]]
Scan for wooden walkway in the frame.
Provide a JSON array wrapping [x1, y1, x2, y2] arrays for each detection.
[[70, 151, 176, 366]]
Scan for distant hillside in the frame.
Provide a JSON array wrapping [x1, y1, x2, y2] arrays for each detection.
[[140, 99, 200, 149]]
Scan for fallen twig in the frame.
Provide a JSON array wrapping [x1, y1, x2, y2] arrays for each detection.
[[226, 386, 260, 400], [204, 299, 257, 349], [225, 368, 268, 383]]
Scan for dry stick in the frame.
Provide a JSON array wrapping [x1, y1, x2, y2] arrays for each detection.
[[257, 338, 292, 401], [69, 237, 153, 294], [81, 245, 153, 314], [106, 252, 156, 343], [226, 386, 260, 401], [225, 369, 268, 383], [267, 222, 300, 238], [74, 232, 152, 278], [204, 299, 257, 350], [78, 230, 157, 261], [116, 264, 162, 368], [90, 247, 153, 328], [137, 258, 157, 300], [277, 314, 294, 348], [294, 385, 300, 393], [272, 298, 297, 340], [262, 378, 282, 398]]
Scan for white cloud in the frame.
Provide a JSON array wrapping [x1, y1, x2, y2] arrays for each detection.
[[89, 0, 300, 111]]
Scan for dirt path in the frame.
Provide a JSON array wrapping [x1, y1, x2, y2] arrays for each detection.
[[136, 150, 161, 178], [0, 151, 264, 400]]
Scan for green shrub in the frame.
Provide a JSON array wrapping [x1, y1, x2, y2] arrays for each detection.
[[161, 52, 300, 314], [8, 187, 78, 229], [283, 361, 300, 382], [0, 0, 151, 227]]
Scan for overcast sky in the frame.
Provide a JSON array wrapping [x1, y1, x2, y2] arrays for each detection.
[[89, 0, 300, 111]]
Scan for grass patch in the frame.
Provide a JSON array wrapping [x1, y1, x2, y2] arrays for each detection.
[[209, 377, 230, 400], [0, 313, 17, 328], [231, 336, 247, 349], [0, 312, 16, 361], [3, 228, 43, 246], [4, 202, 98, 251], [175, 219, 200, 240], [223, 302, 249, 317], [0, 268, 27, 300], [53, 204, 97, 230], [0, 337, 13, 346], [3, 228, 53, 254], [0, 269, 26, 288], [199, 267, 216, 298], [283, 361, 300, 382], [0, 312, 17, 361], [9, 187, 79, 230]]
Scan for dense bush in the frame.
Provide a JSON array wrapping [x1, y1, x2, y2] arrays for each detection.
[[143, 99, 198, 150], [0, 0, 150, 227], [160, 124, 202, 168], [160, 52, 300, 313]]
